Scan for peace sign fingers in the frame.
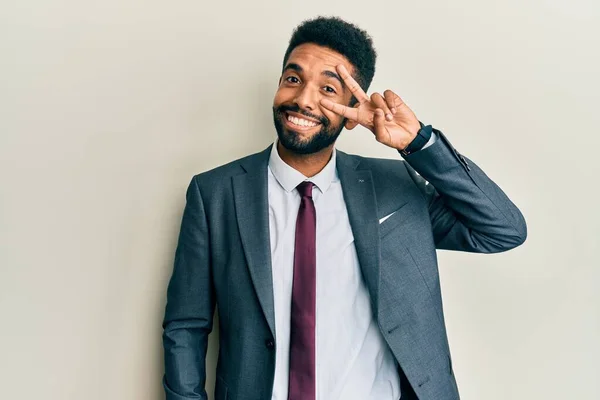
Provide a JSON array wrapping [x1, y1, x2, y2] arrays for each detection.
[[318, 64, 421, 150]]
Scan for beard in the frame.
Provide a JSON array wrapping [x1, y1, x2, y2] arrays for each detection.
[[272, 104, 345, 155]]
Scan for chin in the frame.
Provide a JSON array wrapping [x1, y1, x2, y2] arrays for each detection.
[[272, 109, 342, 155], [277, 129, 314, 154]]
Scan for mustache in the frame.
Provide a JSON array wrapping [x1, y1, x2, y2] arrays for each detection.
[[276, 104, 329, 126]]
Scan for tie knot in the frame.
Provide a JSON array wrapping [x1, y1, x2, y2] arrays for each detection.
[[296, 181, 314, 198]]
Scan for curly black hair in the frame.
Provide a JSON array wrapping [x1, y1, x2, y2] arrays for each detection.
[[282, 16, 377, 105]]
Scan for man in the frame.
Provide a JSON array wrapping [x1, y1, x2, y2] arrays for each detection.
[[162, 16, 527, 400]]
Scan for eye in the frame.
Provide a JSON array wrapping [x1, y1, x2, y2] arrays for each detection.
[[285, 76, 300, 84], [323, 86, 337, 94]]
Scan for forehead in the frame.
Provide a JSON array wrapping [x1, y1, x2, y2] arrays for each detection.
[[285, 43, 354, 76]]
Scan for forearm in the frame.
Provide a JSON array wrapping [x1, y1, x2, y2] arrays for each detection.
[[163, 320, 212, 400], [401, 128, 527, 253], [162, 176, 215, 399]]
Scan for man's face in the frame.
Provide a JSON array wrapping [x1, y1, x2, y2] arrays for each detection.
[[273, 43, 356, 155]]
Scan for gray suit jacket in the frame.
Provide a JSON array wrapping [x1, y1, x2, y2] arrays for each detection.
[[162, 130, 527, 400]]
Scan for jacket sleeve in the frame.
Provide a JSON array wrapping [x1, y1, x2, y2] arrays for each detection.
[[401, 129, 527, 253], [162, 176, 215, 399]]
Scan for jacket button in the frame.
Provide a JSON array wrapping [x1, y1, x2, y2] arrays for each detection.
[[265, 339, 275, 349]]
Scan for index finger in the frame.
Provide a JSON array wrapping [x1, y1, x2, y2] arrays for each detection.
[[320, 98, 359, 120], [337, 64, 369, 104]]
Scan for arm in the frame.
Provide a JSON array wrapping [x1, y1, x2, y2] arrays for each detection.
[[316, 64, 526, 252], [162, 176, 215, 399], [401, 128, 527, 253]]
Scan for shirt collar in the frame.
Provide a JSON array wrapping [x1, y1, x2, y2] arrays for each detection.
[[268, 139, 337, 194]]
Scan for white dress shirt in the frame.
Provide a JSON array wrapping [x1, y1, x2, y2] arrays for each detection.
[[267, 141, 404, 400]]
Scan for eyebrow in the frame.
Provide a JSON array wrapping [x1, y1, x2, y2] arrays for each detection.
[[322, 70, 344, 87], [283, 63, 344, 88]]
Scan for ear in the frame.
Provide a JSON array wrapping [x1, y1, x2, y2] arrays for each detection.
[[344, 119, 359, 130], [344, 102, 360, 130]]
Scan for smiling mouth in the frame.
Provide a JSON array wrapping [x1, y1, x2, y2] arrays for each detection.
[[284, 112, 322, 130]]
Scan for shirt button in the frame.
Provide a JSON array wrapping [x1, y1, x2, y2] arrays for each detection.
[[265, 339, 275, 349]]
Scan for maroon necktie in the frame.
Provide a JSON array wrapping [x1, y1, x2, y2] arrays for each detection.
[[288, 181, 317, 400]]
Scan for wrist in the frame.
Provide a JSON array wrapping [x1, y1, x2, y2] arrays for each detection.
[[399, 121, 432, 156]]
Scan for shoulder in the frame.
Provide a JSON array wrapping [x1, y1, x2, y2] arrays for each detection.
[[191, 144, 272, 189], [337, 148, 411, 180], [336, 148, 423, 200]]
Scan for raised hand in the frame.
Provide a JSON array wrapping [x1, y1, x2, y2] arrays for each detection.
[[320, 64, 421, 151]]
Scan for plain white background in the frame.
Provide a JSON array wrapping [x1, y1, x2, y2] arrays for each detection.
[[1, 0, 598, 399]]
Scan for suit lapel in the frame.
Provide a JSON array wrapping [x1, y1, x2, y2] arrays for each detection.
[[336, 150, 381, 314], [232, 145, 276, 338], [232, 146, 388, 338]]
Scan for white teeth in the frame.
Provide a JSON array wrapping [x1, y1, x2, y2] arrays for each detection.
[[287, 114, 318, 127]]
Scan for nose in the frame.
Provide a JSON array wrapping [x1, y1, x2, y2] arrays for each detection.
[[293, 84, 318, 111]]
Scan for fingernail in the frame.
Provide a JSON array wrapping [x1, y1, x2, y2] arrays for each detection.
[[391, 108, 396, 114], [386, 113, 393, 121]]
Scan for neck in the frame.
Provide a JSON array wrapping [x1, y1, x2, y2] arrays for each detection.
[[276, 141, 334, 178]]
